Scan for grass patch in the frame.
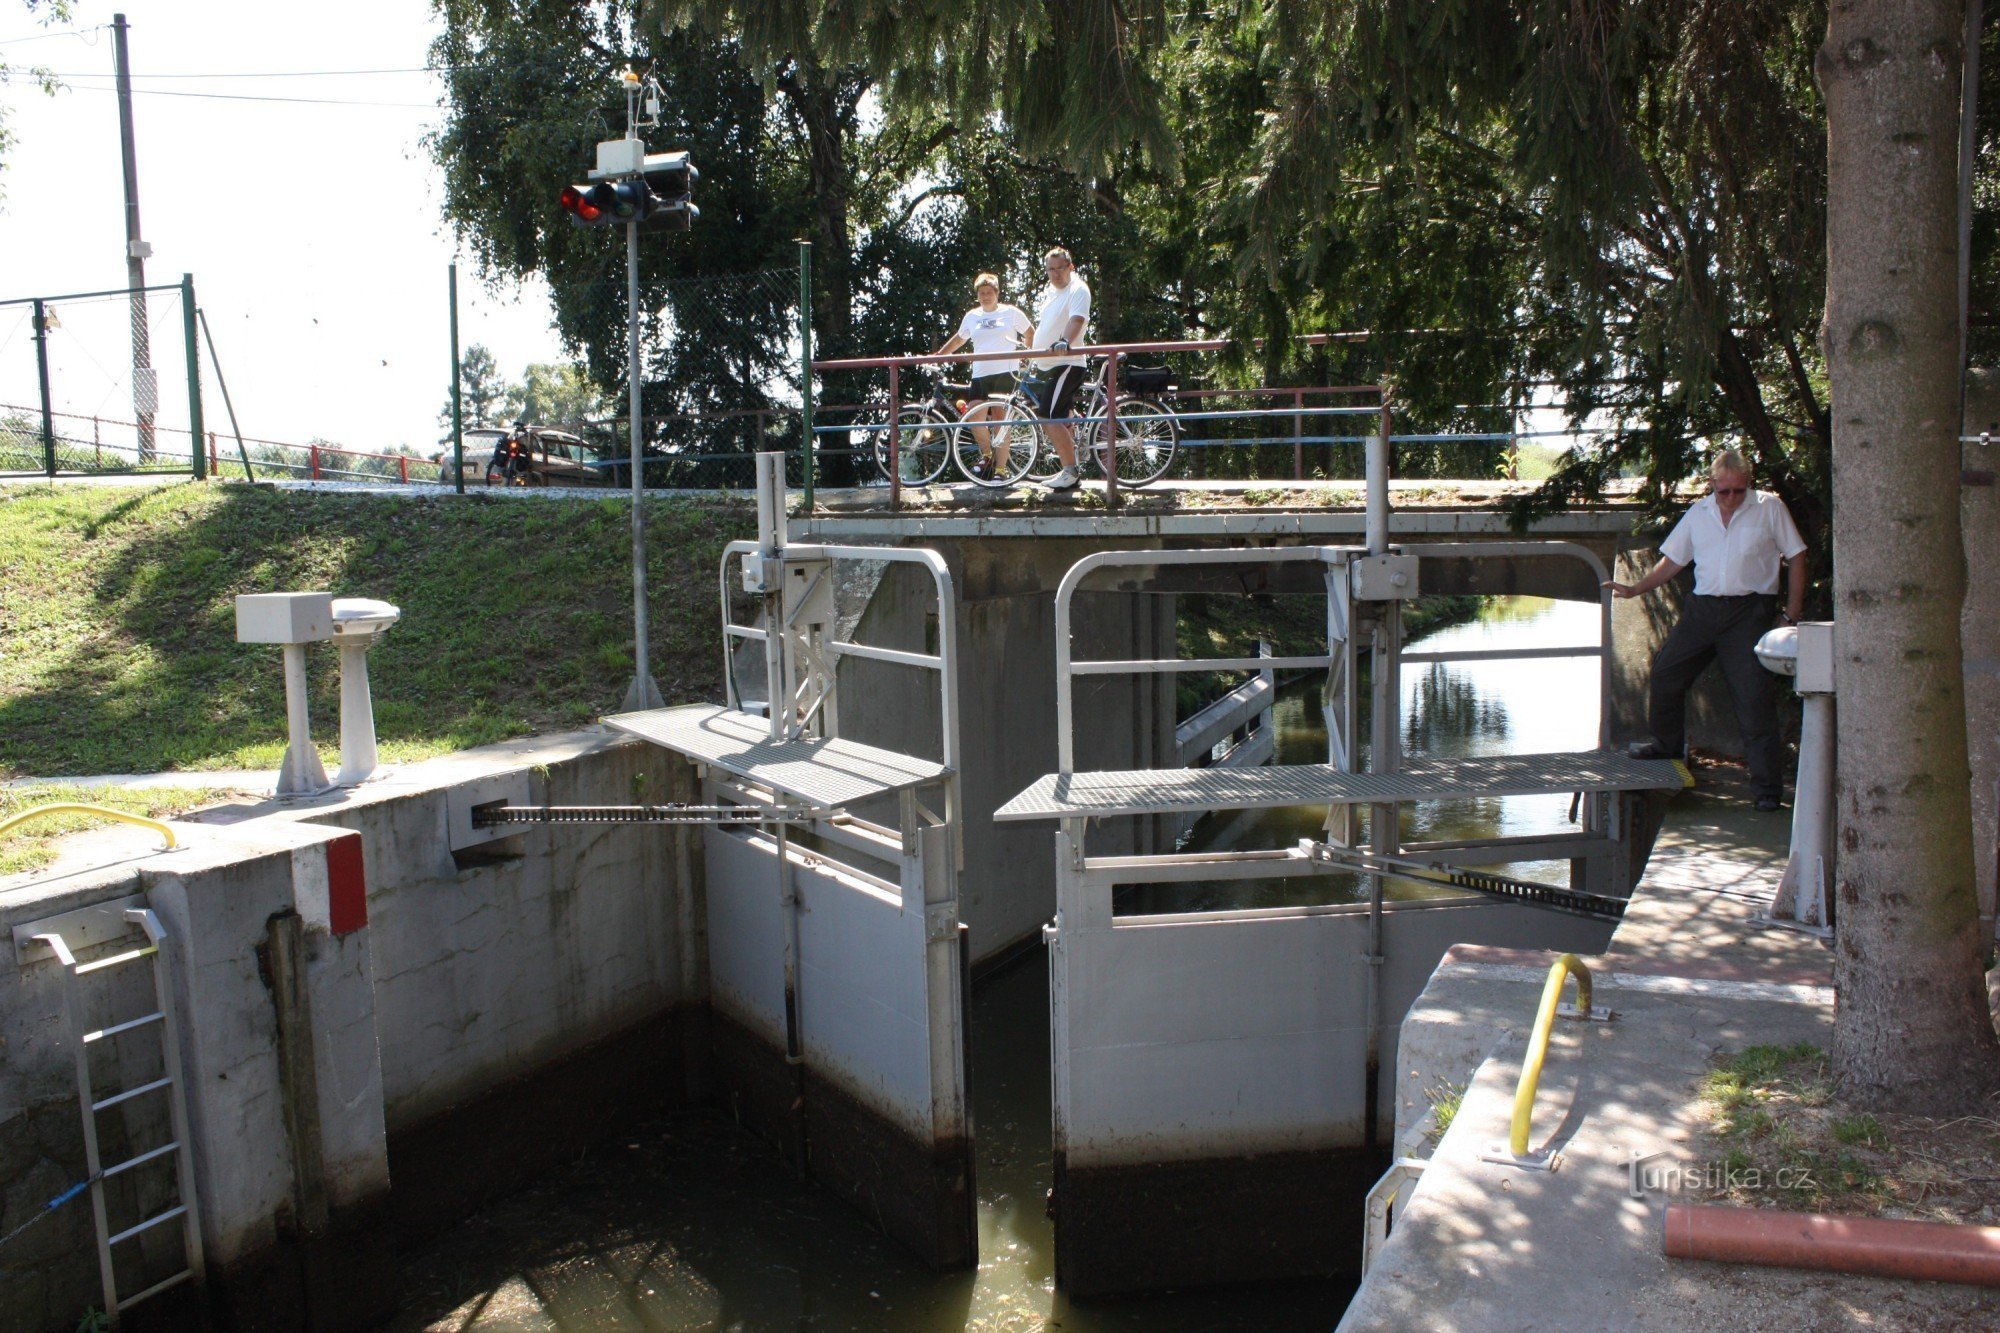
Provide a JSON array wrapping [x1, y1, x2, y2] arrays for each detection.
[[1694, 1043, 2000, 1223], [1427, 1081, 1466, 1143], [0, 485, 753, 778], [0, 784, 232, 877]]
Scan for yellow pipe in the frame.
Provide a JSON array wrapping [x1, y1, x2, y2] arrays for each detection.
[[0, 803, 178, 851], [1508, 952, 1592, 1157]]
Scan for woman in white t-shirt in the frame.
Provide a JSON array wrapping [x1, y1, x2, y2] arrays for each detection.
[[934, 272, 1032, 477]]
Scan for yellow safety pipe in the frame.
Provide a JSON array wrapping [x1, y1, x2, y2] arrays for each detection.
[[0, 803, 178, 851], [1508, 952, 1592, 1157]]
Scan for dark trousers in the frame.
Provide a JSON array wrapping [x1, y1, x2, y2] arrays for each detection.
[[1647, 593, 1785, 798]]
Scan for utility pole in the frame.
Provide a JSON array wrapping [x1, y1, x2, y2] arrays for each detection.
[[112, 13, 157, 464]]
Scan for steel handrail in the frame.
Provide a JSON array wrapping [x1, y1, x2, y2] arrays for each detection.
[[813, 337, 1233, 373], [1508, 952, 1592, 1157], [0, 804, 178, 851]]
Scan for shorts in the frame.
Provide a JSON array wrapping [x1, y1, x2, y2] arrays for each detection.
[[1030, 363, 1087, 423], [970, 371, 1017, 401]]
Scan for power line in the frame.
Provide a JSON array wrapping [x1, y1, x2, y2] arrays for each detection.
[[0, 26, 106, 48], [47, 65, 438, 79], [45, 84, 440, 109]]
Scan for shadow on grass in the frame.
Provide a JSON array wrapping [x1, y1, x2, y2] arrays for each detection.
[[0, 485, 751, 776]]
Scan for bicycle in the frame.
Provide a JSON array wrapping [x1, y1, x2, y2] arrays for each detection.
[[863, 379, 967, 487], [1003, 356, 1182, 488], [1078, 358, 1180, 487]]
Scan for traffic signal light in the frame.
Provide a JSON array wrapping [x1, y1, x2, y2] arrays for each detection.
[[640, 151, 698, 230], [560, 150, 699, 229], [559, 183, 606, 226]]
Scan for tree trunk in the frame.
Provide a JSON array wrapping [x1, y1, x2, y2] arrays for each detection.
[[1820, 0, 2000, 1112]]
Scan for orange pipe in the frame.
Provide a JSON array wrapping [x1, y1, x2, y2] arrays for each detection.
[[1665, 1203, 2000, 1287]]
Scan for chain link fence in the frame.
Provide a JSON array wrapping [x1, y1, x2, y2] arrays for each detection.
[[0, 281, 205, 478]]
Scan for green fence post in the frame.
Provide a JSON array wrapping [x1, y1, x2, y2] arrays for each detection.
[[33, 298, 55, 478], [449, 263, 465, 494], [182, 274, 205, 479], [798, 239, 814, 508]]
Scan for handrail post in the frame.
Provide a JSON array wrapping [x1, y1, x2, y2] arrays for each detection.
[[887, 362, 902, 512], [1294, 387, 1305, 480], [798, 239, 814, 509], [1489, 953, 1603, 1166], [1102, 353, 1121, 509]]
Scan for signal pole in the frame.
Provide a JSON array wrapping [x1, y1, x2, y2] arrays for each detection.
[[620, 72, 665, 712], [112, 13, 157, 464]]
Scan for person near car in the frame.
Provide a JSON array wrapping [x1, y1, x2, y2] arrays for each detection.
[[934, 273, 1032, 479], [1030, 247, 1092, 491]]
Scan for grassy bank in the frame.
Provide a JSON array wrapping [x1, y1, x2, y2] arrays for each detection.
[[0, 484, 752, 778]]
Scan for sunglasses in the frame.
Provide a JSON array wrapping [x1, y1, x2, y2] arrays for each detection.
[[1714, 485, 1746, 496]]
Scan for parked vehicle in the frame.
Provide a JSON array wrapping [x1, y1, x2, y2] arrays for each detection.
[[437, 425, 619, 488]]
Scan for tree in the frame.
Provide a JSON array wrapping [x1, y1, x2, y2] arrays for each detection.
[[511, 362, 604, 427], [1821, 0, 1999, 1112], [438, 342, 510, 438]]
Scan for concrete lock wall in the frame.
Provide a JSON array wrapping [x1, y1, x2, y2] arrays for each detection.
[[1049, 885, 1614, 1297], [0, 733, 703, 1332]]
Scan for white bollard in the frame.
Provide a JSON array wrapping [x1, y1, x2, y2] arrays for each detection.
[[1754, 621, 1836, 933], [330, 599, 400, 786], [235, 593, 334, 796]]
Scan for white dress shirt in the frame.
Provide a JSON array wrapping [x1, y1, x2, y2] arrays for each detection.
[[1659, 489, 1806, 596]]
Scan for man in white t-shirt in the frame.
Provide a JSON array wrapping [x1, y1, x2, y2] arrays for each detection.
[[1029, 247, 1092, 491], [1604, 449, 1808, 809], [935, 272, 1033, 479]]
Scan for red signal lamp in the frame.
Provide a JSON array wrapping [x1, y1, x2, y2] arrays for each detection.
[[559, 184, 605, 226]]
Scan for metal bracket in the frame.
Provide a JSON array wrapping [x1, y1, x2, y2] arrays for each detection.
[[1481, 1144, 1562, 1172], [1350, 552, 1420, 601], [924, 902, 961, 945]]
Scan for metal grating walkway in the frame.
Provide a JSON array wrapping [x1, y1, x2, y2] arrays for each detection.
[[606, 704, 950, 808], [994, 750, 1689, 821]]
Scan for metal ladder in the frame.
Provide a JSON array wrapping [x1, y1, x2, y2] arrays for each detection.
[[33, 907, 206, 1325]]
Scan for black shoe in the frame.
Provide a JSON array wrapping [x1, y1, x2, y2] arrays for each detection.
[[1627, 740, 1678, 761], [974, 456, 996, 481], [1754, 795, 1783, 812]]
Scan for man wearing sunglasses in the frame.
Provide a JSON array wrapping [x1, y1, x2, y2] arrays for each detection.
[[1603, 449, 1808, 811]]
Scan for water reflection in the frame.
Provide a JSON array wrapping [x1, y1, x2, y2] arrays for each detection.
[[1115, 596, 1601, 916]]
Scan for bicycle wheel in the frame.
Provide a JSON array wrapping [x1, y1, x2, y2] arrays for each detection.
[[871, 406, 953, 486], [952, 396, 1041, 487], [1089, 397, 1179, 487]]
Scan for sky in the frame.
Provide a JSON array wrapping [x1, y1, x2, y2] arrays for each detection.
[[0, 0, 568, 454]]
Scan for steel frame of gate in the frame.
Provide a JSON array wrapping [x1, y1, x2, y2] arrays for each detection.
[[623, 450, 977, 1267]]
